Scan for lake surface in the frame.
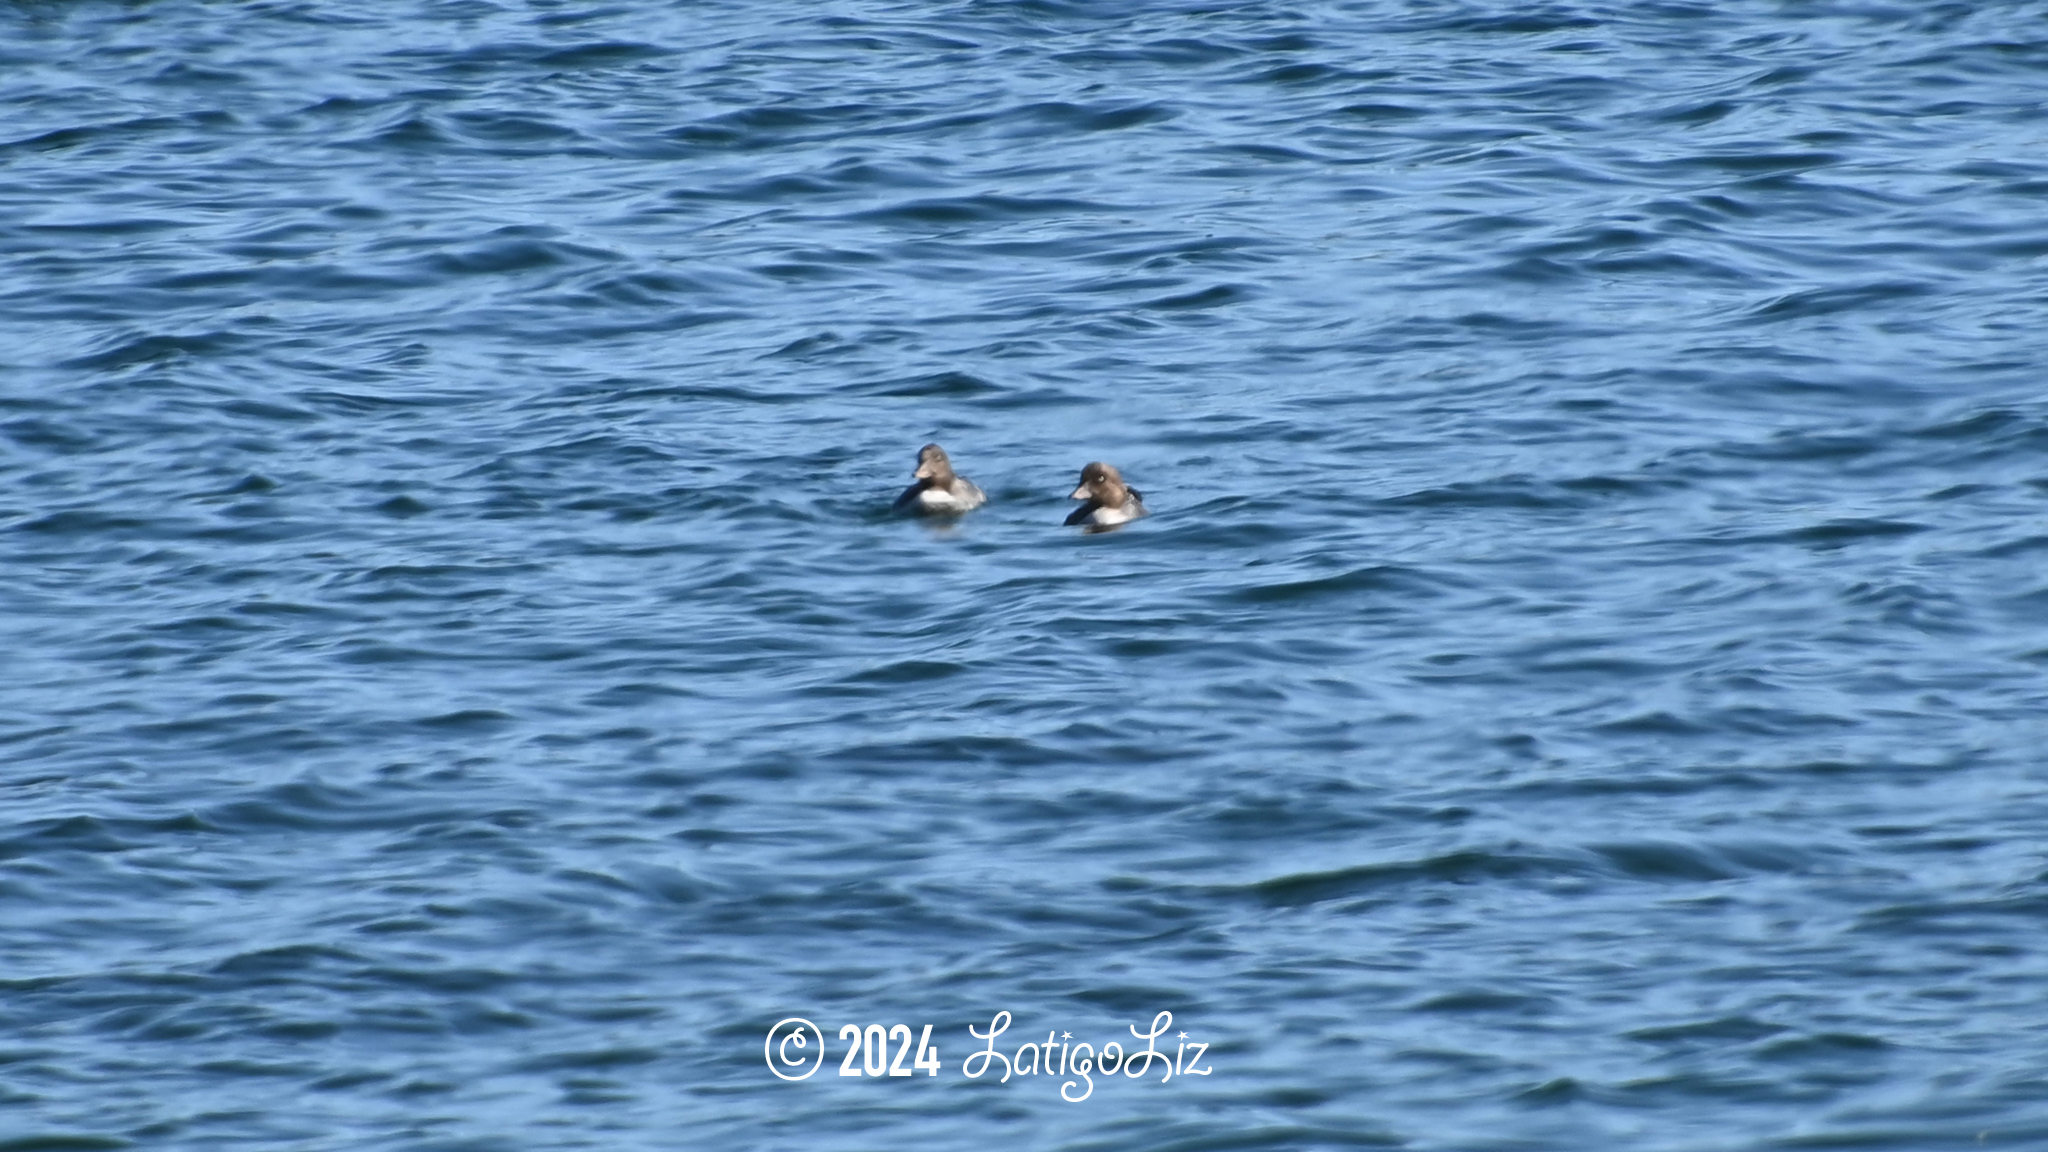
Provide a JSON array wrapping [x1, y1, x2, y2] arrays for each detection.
[[5, 2, 2048, 1149]]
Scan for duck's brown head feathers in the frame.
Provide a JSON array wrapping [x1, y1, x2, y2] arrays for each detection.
[[913, 443, 956, 483], [1069, 461, 1125, 503]]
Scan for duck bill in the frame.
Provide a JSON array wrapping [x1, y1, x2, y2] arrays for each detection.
[[1069, 484, 1093, 500]]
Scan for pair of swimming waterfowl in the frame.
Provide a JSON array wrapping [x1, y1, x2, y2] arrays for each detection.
[[891, 444, 1147, 529]]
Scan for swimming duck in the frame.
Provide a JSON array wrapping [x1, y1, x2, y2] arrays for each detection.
[[1065, 461, 1146, 529], [893, 443, 986, 515]]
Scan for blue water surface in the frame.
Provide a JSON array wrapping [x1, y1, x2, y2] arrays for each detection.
[[5, 2, 2048, 1149]]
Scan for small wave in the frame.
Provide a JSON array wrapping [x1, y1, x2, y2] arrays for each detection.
[[1747, 518, 1929, 547], [211, 943, 363, 977], [10, 509, 159, 536], [444, 109, 591, 147], [1746, 281, 1936, 322], [0, 1134, 133, 1151], [852, 193, 1119, 226], [1424, 13, 1602, 34], [1137, 283, 1249, 311], [1382, 477, 1590, 510], [1591, 838, 1817, 882], [58, 331, 242, 371], [0, 115, 182, 155], [1219, 564, 1458, 605], [1054, 40, 1241, 68], [844, 370, 1003, 398], [0, 815, 140, 861], [1627, 1015, 1787, 1045], [420, 234, 623, 279], [1221, 850, 1589, 908]]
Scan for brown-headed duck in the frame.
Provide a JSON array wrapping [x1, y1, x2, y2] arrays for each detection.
[[1064, 461, 1146, 529], [893, 443, 987, 515]]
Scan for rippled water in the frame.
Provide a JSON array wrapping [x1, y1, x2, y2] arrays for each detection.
[[6, 1, 2048, 1148]]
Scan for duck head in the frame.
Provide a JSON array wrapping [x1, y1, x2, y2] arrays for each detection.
[[913, 443, 956, 483], [1069, 461, 1126, 503]]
